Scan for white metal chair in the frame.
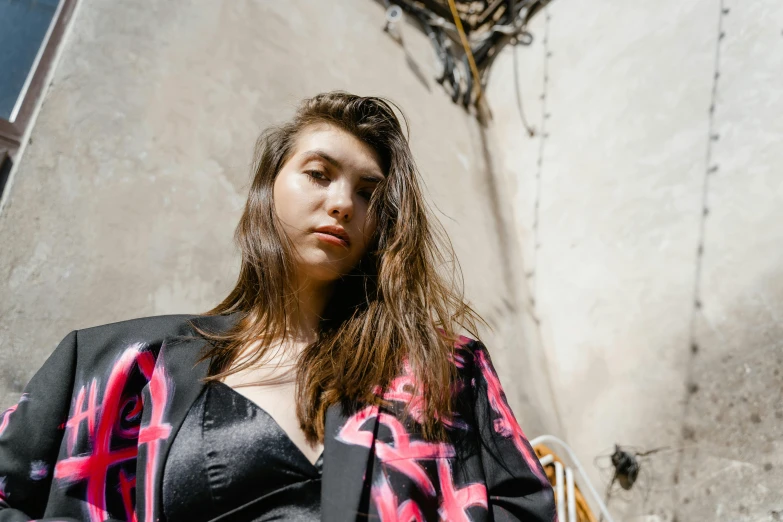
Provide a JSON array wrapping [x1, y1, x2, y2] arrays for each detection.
[[530, 435, 615, 522]]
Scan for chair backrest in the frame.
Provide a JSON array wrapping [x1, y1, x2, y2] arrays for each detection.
[[531, 434, 615, 522]]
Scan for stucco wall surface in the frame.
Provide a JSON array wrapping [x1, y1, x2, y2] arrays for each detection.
[[486, 1, 783, 520]]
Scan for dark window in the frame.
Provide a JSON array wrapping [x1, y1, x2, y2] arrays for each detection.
[[0, 0, 78, 197], [0, 0, 60, 120]]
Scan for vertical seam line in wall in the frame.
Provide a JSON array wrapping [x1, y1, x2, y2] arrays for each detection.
[[530, 6, 551, 307], [524, 5, 566, 437], [672, 0, 726, 515]]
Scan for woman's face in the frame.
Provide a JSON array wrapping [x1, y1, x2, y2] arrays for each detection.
[[273, 122, 385, 284]]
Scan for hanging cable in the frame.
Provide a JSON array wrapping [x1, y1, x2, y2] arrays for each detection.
[[512, 44, 536, 136], [446, 0, 484, 106], [385, 0, 548, 111]]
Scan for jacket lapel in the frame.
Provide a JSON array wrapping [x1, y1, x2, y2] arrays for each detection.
[[321, 401, 380, 522], [135, 313, 241, 522], [134, 311, 381, 522]]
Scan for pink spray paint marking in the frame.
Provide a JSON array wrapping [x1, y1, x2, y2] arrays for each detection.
[[54, 344, 152, 522], [338, 405, 455, 497], [451, 335, 476, 370], [433, 329, 473, 370], [376, 412, 455, 496], [114, 394, 143, 440], [377, 359, 467, 430], [436, 459, 487, 522], [475, 349, 549, 487], [30, 460, 50, 481], [135, 351, 156, 380], [0, 405, 18, 438], [65, 378, 99, 455], [118, 469, 138, 522], [0, 393, 28, 437], [372, 471, 424, 522], [137, 354, 173, 522], [112, 350, 155, 441], [336, 404, 378, 448]]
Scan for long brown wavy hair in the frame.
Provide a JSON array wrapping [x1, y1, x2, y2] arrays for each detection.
[[192, 91, 486, 443]]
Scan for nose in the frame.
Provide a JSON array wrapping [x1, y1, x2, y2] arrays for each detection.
[[326, 180, 354, 222]]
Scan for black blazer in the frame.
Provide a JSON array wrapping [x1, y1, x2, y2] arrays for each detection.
[[0, 313, 556, 522]]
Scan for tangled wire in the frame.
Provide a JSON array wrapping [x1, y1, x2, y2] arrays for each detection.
[[381, 0, 550, 108]]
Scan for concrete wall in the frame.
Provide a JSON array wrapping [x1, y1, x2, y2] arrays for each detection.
[[6, 0, 779, 519], [486, 1, 783, 520], [0, 0, 559, 445]]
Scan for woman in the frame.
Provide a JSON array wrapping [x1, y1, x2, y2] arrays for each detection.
[[0, 92, 555, 522]]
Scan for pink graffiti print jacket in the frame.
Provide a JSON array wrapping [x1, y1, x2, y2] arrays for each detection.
[[0, 313, 556, 522]]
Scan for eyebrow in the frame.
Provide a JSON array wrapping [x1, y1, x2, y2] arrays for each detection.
[[301, 150, 385, 184]]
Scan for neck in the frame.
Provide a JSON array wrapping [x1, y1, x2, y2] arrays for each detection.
[[286, 276, 335, 345]]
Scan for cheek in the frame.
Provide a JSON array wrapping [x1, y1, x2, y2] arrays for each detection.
[[273, 174, 308, 225], [272, 175, 288, 215], [361, 213, 378, 244], [272, 182, 283, 221], [352, 219, 377, 261]]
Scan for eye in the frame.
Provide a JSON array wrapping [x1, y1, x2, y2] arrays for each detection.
[[359, 190, 373, 201], [305, 170, 328, 181]]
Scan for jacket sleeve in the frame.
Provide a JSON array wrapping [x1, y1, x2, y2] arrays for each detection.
[[0, 330, 79, 521], [471, 342, 557, 522]]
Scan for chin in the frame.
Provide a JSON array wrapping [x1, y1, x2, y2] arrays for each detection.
[[301, 262, 351, 284], [297, 245, 361, 281]]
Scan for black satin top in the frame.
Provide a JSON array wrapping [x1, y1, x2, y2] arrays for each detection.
[[162, 381, 322, 521]]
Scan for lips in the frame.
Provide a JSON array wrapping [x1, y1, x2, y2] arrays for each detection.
[[313, 225, 350, 246]]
